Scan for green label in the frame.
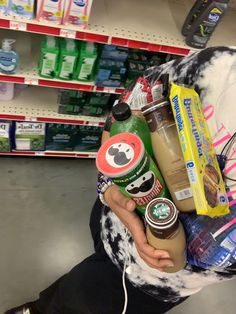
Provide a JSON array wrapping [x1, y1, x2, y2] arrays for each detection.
[[78, 58, 95, 80], [59, 55, 76, 79], [41, 53, 57, 77]]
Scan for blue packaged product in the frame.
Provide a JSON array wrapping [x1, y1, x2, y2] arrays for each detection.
[[8, 0, 35, 19], [0, 39, 19, 75], [0, 120, 12, 152], [95, 59, 127, 87], [0, 0, 8, 14], [101, 45, 129, 62]]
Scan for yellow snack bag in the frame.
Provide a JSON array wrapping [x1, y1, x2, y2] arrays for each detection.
[[169, 82, 229, 217]]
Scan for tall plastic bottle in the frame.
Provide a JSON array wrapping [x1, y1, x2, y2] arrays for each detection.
[[185, 0, 229, 49], [182, 0, 209, 36], [75, 41, 98, 82], [110, 102, 153, 157], [58, 39, 79, 80], [38, 36, 59, 78]]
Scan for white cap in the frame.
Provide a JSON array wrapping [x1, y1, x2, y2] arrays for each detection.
[[86, 42, 95, 52], [2, 39, 15, 52], [46, 36, 56, 48], [66, 39, 75, 51]]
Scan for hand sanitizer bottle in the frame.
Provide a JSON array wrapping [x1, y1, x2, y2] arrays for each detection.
[[0, 39, 19, 74]]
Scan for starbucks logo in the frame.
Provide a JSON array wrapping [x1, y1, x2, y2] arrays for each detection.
[[152, 203, 170, 220]]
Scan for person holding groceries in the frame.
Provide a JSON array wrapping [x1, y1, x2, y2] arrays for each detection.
[[6, 46, 236, 314]]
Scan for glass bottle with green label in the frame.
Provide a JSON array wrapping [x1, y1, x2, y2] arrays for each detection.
[[145, 198, 186, 273]]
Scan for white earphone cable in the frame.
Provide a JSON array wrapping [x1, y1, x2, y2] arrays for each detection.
[[121, 258, 128, 314], [121, 228, 130, 314]]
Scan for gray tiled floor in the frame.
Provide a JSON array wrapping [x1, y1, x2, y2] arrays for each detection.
[[0, 158, 235, 313]]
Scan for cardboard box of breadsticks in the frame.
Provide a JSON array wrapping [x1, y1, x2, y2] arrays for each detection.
[[170, 83, 229, 217]]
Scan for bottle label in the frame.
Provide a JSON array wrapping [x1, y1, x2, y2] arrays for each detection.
[[60, 55, 76, 79], [78, 58, 95, 80], [41, 53, 56, 77]]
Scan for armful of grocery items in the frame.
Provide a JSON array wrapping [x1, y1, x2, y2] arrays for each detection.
[[96, 77, 230, 273], [97, 76, 229, 218]]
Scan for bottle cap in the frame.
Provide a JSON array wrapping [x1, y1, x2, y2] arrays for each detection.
[[86, 42, 95, 52], [2, 39, 15, 52], [96, 132, 145, 178], [46, 36, 56, 48], [112, 103, 131, 121], [66, 39, 75, 51], [141, 98, 169, 116], [145, 198, 178, 231]]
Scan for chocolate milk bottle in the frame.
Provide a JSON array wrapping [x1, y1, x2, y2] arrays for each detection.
[[142, 98, 195, 212], [145, 198, 186, 273]]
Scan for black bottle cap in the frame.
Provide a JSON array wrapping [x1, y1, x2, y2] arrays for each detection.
[[112, 103, 132, 121]]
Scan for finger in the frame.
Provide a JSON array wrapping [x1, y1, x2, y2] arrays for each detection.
[[139, 251, 173, 270], [135, 235, 171, 259], [112, 188, 136, 211]]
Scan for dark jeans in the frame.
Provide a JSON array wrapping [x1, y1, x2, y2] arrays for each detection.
[[34, 198, 187, 314]]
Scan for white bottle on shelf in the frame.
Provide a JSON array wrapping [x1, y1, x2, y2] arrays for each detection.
[[0, 82, 14, 101]]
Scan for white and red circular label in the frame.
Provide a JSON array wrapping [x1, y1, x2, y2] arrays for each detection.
[[96, 133, 144, 177]]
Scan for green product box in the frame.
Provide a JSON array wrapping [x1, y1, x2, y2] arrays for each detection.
[[14, 122, 46, 151], [0, 121, 12, 152], [128, 50, 149, 62], [74, 125, 102, 152], [58, 89, 88, 106], [88, 93, 110, 106], [46, 124, 102, 152], [46, 124, 78, 151], [58, 104, 84, 115]]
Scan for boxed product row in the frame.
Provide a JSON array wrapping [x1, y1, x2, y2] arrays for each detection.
[[0, 120, 102, 152], [0, 0, 93, 28], [58, 89, 117, 116]]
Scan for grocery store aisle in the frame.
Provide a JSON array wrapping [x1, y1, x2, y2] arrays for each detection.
[[0, 157, 235, 313]]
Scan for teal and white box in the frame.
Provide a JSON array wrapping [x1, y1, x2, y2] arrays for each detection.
[[0, 120, 12, 152], [14, 122, 46, 151], [8, 0, 35, 19]]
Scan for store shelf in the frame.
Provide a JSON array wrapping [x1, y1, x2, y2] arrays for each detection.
[[0, 30, 124, 94], [0, 0, 235, 56], [0, 86, 106, 126], [0, 150, 97, 158]]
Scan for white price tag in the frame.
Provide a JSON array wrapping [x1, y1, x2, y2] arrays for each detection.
[[24, 78, 39, 85], [60, 29, 76, 39], [88, 153, 97, 158], [87, 122, 99, 126], [104, 87, 116, 94], [10, 20, 27, 31], [35, 151, 45, 156], [25, 116, 37, 122]]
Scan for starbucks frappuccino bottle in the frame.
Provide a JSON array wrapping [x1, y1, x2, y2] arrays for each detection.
[[145, 198, 186, 273], [142, 98, 195, 212]]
